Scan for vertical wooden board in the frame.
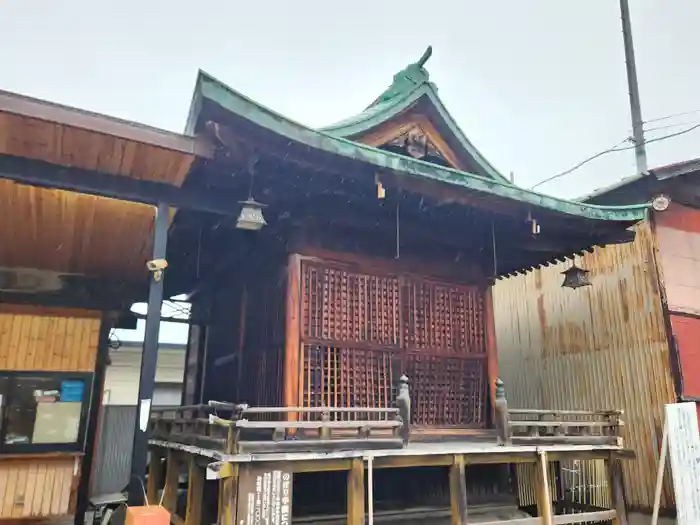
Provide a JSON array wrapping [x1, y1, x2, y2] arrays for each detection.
[[40, 464, 56, 516], [665, 403, 700, 524], [49, 462, 66, 516], [22, 463, 38, 517], [0, 463, 8, 516], [10, 464, 28, 517], [2, 466, 18, 518], [5, 313, 21, 369], [32, 463, 47, 516]]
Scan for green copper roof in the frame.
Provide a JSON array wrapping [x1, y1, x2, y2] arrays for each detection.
[[192, 70, 650, 223], [321, 46, 512, 185]]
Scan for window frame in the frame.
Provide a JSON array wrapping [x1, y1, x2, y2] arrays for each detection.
[[0, 370, 93, 454]]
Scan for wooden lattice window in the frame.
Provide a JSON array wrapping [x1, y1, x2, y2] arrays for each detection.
[[299, 260, 488, 427]]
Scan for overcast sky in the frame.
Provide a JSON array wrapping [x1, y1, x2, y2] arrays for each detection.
[[2, 0, 698, 343]]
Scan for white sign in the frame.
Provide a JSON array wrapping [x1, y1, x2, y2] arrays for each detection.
[[665, 402, 700, 524]]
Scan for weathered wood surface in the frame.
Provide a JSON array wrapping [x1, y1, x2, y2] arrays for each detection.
[[0, 307, 100, 371], [149, 441, 629, 525], [151, 402, 407, 454], [0, 455, 81, 519]]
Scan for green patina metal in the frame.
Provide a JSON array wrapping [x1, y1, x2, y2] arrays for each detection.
[[192, 70, 650, 223], [320, 46, 512, 185]]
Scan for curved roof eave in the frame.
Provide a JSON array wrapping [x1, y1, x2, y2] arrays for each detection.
[[196, 71, 650, 223]]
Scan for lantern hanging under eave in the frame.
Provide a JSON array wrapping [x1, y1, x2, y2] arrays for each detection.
[[561, 264, 591, 289], [236, 199, 267, 231]]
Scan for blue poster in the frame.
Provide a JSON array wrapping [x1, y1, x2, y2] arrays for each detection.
[[60, 380, 85, 402]]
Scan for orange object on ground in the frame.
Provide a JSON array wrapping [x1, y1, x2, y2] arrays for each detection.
[[125, 505, 171, 525]]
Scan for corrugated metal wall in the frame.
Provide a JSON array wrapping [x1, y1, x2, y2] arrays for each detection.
[[493, 222, 677, 511], [90, 406, 136, 497]]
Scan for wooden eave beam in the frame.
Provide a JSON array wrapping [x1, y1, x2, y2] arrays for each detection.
[[0, 90, 214, 158], [0, 154, 239, 215]]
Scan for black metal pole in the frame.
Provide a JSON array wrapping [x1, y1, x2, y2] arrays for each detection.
[[127, 201, 169, 505]]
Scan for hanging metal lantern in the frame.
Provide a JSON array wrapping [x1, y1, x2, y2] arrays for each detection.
[[561, 264, 591, 289], [236, 199, 267, 231]]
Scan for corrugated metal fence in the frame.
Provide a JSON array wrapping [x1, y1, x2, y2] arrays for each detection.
[[493, 222, 677, 512], [91, 405, 136, 497]]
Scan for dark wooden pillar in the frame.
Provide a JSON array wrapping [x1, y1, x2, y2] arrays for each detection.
[[163, 450, 182, 514], [146, 451, 165, 504], [186, 457, 205, 525], [128, 201, 170, 505]]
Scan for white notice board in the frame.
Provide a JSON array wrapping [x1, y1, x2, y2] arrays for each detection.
[[665, 402, 700, 524]]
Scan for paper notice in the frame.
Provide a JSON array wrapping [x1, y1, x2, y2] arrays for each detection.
[[139, 398, 152, 432]]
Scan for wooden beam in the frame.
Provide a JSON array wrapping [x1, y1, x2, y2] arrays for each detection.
[[449, 455, 469, 525], [147, 452, 165, 504], [218, 463, 239, 525], [534, 451, 553, 525], [185, 456, 205, 525], [284, 254, 302, 416], [0, 153, 238, 215], [607, 457, 628, 525], [484, 286, 498, 422], [0, 89, 213, 157], [163, 450, 181, 514], [347, 458, 365, 525]]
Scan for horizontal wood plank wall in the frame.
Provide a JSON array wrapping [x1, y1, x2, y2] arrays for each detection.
[[0, 306, 101, 371], [0, 455, 80, 519]]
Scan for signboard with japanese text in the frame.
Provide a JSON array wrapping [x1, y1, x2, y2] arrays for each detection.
[[236, 465, 293, 525], [665, 402, 700, 525]]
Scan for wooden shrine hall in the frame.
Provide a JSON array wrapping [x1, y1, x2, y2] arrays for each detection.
[[0, 46, 653, 524]]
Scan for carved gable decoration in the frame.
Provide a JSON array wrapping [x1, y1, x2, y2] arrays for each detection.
[[383, 125, 449, 167]]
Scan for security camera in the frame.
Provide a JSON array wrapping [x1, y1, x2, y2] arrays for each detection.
[[146, 259, 168, 282], [146, 259, 168, 272]]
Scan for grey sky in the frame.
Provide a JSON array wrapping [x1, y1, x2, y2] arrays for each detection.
[[2, 0, 698, 342]]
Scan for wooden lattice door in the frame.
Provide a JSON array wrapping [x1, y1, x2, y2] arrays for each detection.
[[299, 260, 488, 428]]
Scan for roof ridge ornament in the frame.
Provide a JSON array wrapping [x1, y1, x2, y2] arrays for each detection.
[[416, 46, 433, 68], [372, 46, 435, 106]]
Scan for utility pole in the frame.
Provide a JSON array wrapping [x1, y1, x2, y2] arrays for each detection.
[[619, 0, 648, 174]]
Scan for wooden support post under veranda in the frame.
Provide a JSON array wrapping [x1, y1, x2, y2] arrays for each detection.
[[148, 442, 633, 525]]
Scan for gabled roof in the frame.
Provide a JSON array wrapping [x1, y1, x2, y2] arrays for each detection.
[[320, 46, 512, 184], [187, 70, 649, 224]]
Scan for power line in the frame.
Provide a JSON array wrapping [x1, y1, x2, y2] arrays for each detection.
[[530, 139, 630, 190], [644, 108, 700, 125], [644, 119, 700, 133], [530, 121, 700, 190]]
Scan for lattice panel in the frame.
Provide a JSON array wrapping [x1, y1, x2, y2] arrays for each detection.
[[404, 353, 487, 427], [302, 344, 399, 418], [402, 280, 485, 354], [302, 263, 400, 346]]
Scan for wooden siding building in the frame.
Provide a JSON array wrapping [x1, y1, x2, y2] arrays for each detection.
[[0, 89, 209, 523], [494, 160, 700, 513]]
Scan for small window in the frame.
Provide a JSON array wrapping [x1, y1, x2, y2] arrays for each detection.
[[0, 372, 91, 453]]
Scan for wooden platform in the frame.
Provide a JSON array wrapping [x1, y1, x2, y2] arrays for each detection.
[[147, 439, 634, 525]]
